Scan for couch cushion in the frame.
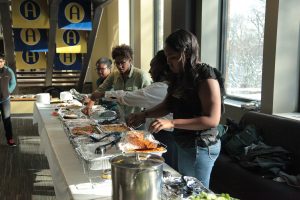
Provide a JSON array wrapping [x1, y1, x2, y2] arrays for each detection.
[[211, 154, 300, 200]]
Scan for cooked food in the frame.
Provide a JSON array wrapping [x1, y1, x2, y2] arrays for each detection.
[[100, 124, 130, 133], [100, 169, 112, 179], [127, 146, 166, 153], [71, 125, 95, 135], [126, 131, 158, 149]]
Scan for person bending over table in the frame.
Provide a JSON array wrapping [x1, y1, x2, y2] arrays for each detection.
[[104, 50, 177, 169], [127, 29, 225, 188], [82, 44, 152, 117]]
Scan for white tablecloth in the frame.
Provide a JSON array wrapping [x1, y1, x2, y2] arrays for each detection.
[[33, 103, 179, 200], [33, 103, 114, 200]]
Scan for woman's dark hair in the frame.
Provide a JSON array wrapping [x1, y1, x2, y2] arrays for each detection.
[[150, 50, 171, 82], [165, 29, 201, 89], [165, 29, 226, 113], [111, 44, 133, 60], [165, 29, 199, 68], [96, 57, 112, 69], [0, 54, 5, 60]]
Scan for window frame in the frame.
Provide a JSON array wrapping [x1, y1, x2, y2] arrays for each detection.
[[219, 0, 265, 102]]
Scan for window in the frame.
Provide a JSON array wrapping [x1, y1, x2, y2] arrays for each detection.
[[129, 0, 135, 52], [154, 0, 164, 53], [221, 0, 266, 101]]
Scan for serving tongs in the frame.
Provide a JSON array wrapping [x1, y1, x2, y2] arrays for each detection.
[[99, 117, 119, 125], [93, 132, 122, 154]]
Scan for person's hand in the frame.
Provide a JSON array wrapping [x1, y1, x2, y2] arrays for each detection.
[[82, 95, 90, 105], [149, 118, 174, 133], [126, 112, 145, 128], [81, 100, 94, 116], [82, 106, 92, 116]]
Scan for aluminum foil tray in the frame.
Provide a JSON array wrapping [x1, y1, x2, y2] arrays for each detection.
[[98, 123, 131, 134], [162, 176, 211, 200], [90, 110, 118, 123], [75, 143, 121, 170]]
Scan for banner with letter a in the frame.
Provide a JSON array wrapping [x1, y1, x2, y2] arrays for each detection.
[[54, 53, 82, 70], [58, 0, 92, 30], [12, 0, 50, 29], [15, 52, 46, 70], [14, 28, 48, 52], [56, 29, 87, 53]]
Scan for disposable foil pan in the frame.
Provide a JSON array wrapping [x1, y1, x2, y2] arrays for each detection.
[[75, 143, 121, 170]]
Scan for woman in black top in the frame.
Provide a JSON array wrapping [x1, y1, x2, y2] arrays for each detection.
[[127, 29, 225, 188]]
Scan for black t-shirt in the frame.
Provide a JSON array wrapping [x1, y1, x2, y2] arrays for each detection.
[[166, 63, 225, 148]]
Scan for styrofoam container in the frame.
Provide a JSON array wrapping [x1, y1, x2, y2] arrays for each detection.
[[36, 93, 50, 104], [60, 91, 73, 101]]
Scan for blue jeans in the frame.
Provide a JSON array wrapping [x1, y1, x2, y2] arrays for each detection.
[[154, 130, 178, 171], [177, 140, 221, 188], [0, 99, 13, 140]]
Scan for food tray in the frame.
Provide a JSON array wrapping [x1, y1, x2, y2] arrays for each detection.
[[90, 110, 118, 123], [63, 119, 100, 140], [98, 123, 131, 133], [124, 146, 167, 156], [64, 119, 97, 127], [118, 130, 167, 156], [71, 135, 95, 147], [69, 125, 98, 136], [162, 176, 211, 200], [75, 143, 121, 170], [58, 107, 87, 120], [56, 104, 82, 110], [54, 99, 83, 108]]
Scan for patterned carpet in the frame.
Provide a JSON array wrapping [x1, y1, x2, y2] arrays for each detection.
[[0, 116, 56, 200]]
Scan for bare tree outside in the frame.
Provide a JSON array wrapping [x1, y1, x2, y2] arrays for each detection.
[[224, 0, 266, 100]]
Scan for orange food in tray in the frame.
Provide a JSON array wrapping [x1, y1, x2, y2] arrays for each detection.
[[71, 125, 95, 135], [126, 131, 158, 149], [127, 146, 166, 153], [100, 124, 131, 133]]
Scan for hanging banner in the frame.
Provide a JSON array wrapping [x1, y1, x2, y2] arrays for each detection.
[[56, 29, 87, 53], [11, 0, 50, 29], [54, 53, 82, 70], [13, 28, 48, 52], [58, 0, 92, 30], [15, 52, 46, 70]]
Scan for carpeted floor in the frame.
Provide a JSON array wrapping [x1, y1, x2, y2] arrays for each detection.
[[0, 115, 56, 200]]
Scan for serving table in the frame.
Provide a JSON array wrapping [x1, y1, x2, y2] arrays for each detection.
[[33, 102, 179, 200]]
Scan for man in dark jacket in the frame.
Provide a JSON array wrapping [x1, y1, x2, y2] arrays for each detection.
[[0, 54, 17, 146]]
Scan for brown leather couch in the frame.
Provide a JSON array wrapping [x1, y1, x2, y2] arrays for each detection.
[[210, 111, 300, 200]]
